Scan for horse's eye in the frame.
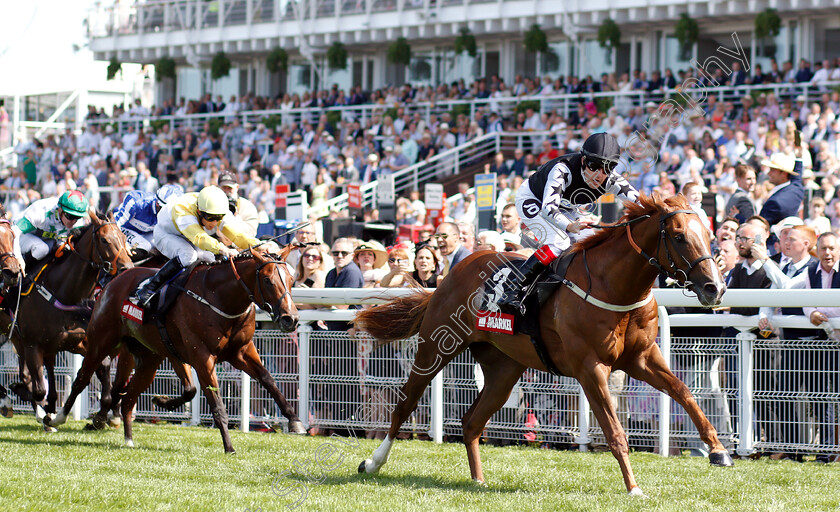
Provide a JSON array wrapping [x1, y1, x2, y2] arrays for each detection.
[[263, 277, 272, 284], [674, 234, 686, 243]]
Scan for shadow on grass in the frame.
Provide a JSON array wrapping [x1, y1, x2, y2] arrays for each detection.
[[0, 430, 177, 452], [283, 471, 520, 493]]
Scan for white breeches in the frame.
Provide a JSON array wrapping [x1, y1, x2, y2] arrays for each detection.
[[153, 224, 215, 266], [122, 228, 154, 253], [19, 233, 51, 260]]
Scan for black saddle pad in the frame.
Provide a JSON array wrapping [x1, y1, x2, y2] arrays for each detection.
[[135, 263, 195, 323], [476, 252, 574, 338]]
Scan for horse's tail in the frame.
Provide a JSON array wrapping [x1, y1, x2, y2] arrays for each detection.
[[354, 289, 433, 343]]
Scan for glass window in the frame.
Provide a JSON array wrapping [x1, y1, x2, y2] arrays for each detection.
[[409, 53, 434, 86], [512, 43, 537, 79], [754, 26, 786, 73], [540, 41, 568, 79], [326, 58, 352, 92], [290, 61, 311, 95], [579, 40, 612, 79], [663, 36, 692, 73], [436, 49, 480, 85]]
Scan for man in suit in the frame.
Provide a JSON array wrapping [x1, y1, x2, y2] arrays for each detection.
[[759, 152, 804, 228], [728, 222, 775, 452], [787, 232, 840, 462], [726, 165, 757, 223], [757, 225, 818, 460], [434, 222, 471, 277]]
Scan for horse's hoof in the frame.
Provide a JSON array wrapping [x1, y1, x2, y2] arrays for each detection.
[[709, 451, 734, 467], [152, 395, 168, 407], [125, 439, 135, 448], [472, 478, 488, 487], [0, 406, 12, 418], [628, 487, 648, 498], [43, 424, 57, 433], [225, 449, 237, 455], [108, 416, 122, 428], [288, 420, 306, 435], [358, 460, 367, 473]]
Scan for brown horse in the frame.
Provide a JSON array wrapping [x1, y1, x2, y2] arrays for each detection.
[[354, 194, 733, 495], [48, 248, 305, 452], [4, 212, 132, 422]]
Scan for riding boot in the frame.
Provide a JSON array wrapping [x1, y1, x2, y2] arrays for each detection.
[[133, 258, 184, 306], [497, 253, 550, 315]]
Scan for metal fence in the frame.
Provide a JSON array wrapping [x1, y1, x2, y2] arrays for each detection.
[[2, 289, 840, 458]]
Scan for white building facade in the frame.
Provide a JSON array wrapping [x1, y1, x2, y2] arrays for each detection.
[[86, 0, 840, 101]]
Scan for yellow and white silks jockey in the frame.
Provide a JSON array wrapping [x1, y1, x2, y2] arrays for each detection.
[[133, 185, 260, 305]]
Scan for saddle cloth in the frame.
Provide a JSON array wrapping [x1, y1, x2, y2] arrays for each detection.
[[474, 252, 576, 377]]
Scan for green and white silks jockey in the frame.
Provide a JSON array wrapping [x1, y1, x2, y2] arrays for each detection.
[[13, 190, 90, 270]]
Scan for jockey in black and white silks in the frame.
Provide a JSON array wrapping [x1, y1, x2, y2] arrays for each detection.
[[499, 133, 640, 313]]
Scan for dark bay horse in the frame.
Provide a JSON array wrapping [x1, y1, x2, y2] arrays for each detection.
[[48, 248, 305, 452], [4, 212, 132, 423], [355, 194, 732, 496]]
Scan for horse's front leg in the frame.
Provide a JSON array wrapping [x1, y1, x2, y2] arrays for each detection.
[[575, 357, 644, 496], [625, 344, 734, 467]]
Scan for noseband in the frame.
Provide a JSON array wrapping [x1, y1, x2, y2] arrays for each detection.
[[623, 209, 714, 286]]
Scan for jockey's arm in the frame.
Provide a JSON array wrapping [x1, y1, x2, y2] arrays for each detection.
[[113, 193, 138, 229], [606, 173, 641, 203], [219, 220, 260, 251], [15, 200, 50, 236]]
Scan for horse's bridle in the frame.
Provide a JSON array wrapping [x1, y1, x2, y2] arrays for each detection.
[[229, 255, 295, 320], [623, 209, 714, 286], [67, 222, 130, 276]]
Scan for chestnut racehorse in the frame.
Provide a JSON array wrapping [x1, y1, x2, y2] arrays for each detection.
[[355, 194, 733, 495], [48, 248, 305, 452]]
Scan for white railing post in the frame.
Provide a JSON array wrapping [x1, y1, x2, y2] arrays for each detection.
[[576, 384, 590, 452], [298, 323, 312, 430], [71, 353, 87, 421], [190, 367, 201, 425], [240, 370, 250, 432], [431, 372, 443, 443], [657, 306, 671, 457], [737, 330, 755, 456]]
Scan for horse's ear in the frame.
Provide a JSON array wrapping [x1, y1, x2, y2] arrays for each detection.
[[108, 211, 116, 222], [88, 208, 101, 226], [278, 243, 294, 261]]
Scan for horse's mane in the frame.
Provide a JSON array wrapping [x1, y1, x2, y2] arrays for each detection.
[[569, 193, 690, 254]]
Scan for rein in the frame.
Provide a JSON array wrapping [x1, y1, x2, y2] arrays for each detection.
[[67, 221, 129, 276], [564, 208, 713, 312]]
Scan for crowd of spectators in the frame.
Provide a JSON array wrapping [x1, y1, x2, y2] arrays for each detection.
[[6, 58, 840, 455]]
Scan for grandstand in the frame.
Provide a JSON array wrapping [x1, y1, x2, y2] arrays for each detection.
[[85, 0, 837, 101]]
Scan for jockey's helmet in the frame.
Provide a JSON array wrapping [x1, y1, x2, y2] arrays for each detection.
[[197, 186, 229, 216], [155, 183, 184, 207], [58, 190, 89, 218], [581, 132, 621, 172]]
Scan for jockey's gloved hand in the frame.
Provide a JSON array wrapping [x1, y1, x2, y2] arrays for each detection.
[[218, 246, 238, 260]]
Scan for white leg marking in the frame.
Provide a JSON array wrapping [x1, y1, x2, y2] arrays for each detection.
[[364, 435, 393, 473]]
